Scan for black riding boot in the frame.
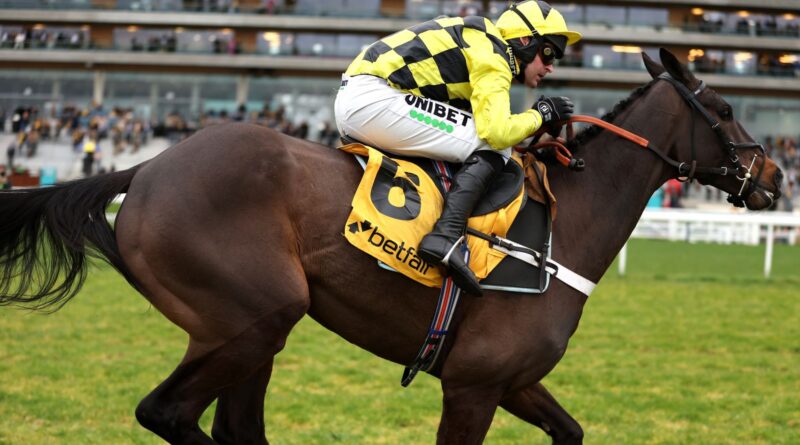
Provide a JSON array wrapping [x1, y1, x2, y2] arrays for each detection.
[[418, 151, 505, 296]]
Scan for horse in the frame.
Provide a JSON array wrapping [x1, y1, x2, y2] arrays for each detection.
[[0, 49, 783, 445]]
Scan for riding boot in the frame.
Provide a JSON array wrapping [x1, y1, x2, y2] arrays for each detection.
[[418, 151, 505, 296]]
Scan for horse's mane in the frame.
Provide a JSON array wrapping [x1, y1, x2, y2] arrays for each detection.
[[566, 78, 659, 152]]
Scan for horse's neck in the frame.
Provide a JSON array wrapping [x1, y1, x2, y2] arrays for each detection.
[[550, 94, 677, 283]]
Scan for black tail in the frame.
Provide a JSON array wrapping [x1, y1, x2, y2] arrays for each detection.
[[0, 166, 142, 310]]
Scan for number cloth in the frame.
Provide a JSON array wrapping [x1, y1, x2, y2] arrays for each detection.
[[340, 143, 525, 287]]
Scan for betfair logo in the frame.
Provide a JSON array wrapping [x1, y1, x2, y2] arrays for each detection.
[[348, 220, 433, 275]]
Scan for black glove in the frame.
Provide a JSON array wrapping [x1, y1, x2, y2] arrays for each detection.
[[533, 96, 574, 125]]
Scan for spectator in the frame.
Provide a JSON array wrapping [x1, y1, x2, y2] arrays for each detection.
[[663, 178, 683, 208], [69, 32, 81, 49], [318, 121, 340, 147], [112, 120, 126, 155], [130, 119, 145, 153], [6, 139, 16, 171], [260, 0, 276, 14], [166, 34, 177, 52], [0, 30, 11, 48], [292, 122, 309, 139], [26, 122, 40, 157], [13, 31, 26, 49], [0, 166, 11, 190], [226, 37, 238, 55], [233, 104, 247, 121], [81, 130, 99, 177]]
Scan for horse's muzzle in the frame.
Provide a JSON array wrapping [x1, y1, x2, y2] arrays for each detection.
[[773, 168, 783, 200], [744, 167, 783, 210]]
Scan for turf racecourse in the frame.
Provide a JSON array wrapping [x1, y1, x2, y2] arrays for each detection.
[[0, 239, 798, 445]]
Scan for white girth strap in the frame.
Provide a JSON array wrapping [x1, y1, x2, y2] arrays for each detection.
[[490, 240, 596, 297]]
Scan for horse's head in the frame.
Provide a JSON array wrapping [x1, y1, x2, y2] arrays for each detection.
[[642, 48, 783, 210]]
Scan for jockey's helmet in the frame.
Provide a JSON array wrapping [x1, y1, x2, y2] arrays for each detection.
[[495, 1, 581, 72]]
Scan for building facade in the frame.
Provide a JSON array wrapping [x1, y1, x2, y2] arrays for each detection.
[[0, 0, 798, 141]]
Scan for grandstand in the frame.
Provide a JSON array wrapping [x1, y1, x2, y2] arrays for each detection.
[[0, 0, 798, 210]]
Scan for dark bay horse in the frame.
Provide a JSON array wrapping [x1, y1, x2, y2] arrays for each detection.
[[0, 49, 783, 444]]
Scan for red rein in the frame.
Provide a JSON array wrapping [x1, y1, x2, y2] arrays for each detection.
[[519, 115, 651, 168]]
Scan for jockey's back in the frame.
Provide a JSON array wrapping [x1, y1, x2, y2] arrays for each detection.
[[345, 16, 513, 114]]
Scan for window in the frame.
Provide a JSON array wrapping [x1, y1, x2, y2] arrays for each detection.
[[585, 5, 626, 26], [486, 1, 508, 21], [295, 0, 380, 17], [114, 28, 177, 52], [335, 34, 377, 58], [406, 0, 442, 20], [257, 31, 295, 56], [295, 33, 337, 57], [117, 0, 182, 11], [176, 30, 233, 53], [628, 8, 668, 27], [552, 3, 584, 25], [441, 1, 482, 17], [727, 51, 756, 75], [583, 45, 622, 69]]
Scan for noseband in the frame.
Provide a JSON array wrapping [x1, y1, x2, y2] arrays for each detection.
[[656, 73, 768, 208]]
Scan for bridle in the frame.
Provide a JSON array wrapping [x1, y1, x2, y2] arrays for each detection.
[[527, 73, 773, 208], [654, 73, 768, 208]]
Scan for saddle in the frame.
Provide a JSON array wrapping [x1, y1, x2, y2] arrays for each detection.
[[336, 127, 596, 388], [339, 139, 557, 294]]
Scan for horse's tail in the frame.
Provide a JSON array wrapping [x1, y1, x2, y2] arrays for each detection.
[[0, 165, 143, 310]]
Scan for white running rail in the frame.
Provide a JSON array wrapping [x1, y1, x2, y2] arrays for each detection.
[[620, 208, 800, 278]]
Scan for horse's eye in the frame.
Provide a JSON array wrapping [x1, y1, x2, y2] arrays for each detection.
[[719, 106, 733, 120]]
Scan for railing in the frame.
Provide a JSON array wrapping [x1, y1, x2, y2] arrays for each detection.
[[1, 46, 797, 80], [618, 208, 800, 278]]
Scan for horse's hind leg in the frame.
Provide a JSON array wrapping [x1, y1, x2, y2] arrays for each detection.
[[136, 303, 303, 444], [437, 382, 505, 444], [133, 273, 309, 444], [500, 382, 583, 445], [211, 360, 272, 445]]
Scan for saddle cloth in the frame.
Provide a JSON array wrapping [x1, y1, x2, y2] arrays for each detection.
[[340, 143, 555, 288]]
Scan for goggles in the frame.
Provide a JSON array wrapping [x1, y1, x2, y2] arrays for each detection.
[[539, 43, 557, 66]]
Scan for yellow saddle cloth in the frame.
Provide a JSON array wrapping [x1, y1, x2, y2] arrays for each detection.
[[340, 143, 527, 288]]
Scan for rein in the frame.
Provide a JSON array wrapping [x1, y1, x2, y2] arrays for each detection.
[[523, 74, 769, 208]]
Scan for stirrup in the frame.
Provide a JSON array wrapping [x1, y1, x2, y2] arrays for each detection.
[[439, 235, 465, 267]]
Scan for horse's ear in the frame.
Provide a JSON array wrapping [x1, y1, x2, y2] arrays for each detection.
[[659, 47, 697, 85], [642, 51, 664, 79]]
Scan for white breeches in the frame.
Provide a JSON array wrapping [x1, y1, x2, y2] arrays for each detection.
[[334, 74, 510, 163]]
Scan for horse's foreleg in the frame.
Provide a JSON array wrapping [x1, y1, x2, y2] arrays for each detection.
[[211, 360, 272, 445], [500, 382, 583, 445], [437, 383, 505, 445]]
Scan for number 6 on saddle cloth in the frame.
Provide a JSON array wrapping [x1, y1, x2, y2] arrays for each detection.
[[340, 139, 577, 295]]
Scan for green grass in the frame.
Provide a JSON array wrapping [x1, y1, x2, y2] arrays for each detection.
[[107, 202, 122, 214], [0, 239, 798, 444]]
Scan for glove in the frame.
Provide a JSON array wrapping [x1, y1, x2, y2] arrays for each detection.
[[533, 96, 574, 125]]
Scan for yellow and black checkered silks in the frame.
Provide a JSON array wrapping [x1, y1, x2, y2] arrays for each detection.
[[346, 16, 542, 150]]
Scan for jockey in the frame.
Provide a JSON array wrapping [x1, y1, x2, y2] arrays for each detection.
[[335, 0, 581, 295]]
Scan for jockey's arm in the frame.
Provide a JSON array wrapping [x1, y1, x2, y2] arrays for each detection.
[[467, 44, 543, 149]]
